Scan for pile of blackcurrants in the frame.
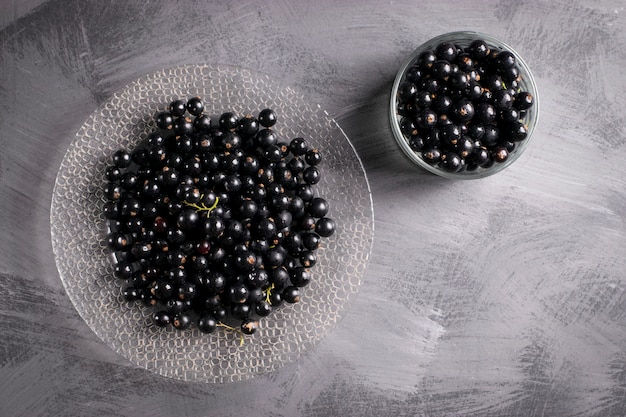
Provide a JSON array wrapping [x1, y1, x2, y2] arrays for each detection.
[[396, 38, 535, 173], [103, 97, 335, 338]]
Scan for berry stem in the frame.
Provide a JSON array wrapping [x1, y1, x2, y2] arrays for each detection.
[[217, 322, 245, 346], [265, 283, 275, 304], [183, 195, 219, 214]]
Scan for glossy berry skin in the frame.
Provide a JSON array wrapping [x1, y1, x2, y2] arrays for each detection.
[[475, 103, 496, 124], [290, 267, 311, 287], [173, 117, 194, 136], [177, 208, 200, 230], [431, 60, 452, 80], [289, 137, 308, 156], [112, 150, 132, 168], [240, 319, 259, 335], [492, 146, 509, 163], [152, 280, 174, 300], [495, 50, 516, 69], [418, 50, 436, 68], [229, 283, 249, 304], [440, 152, 463, 173], [482, 125, 500, 147], [302, 232, 322, 250], [307, 197, 329, 218], [122, 286, 139, 301], [153, 311, 172, 327], [304, 149, 322, 166], [468, 39, 490, 60], [169, 99, 187, 117], [472, 146, 491, 166], [231, 303, 251, 320], [172, 313, 192, 330], [186, 97, 204, 116], [452, 99, 475, 123], [258, 108, 277, 128], [238, 115, 260, 138], [120, 172, 139, 191], [156, 112, 174, 130], [193, 115, 212, 132], [282, 286, 301, 304], [431, 94, 452, 114], [449, 72, 470, 91], [197, 314, 217, 333], [177, 282, 197, 301], [492, 90, 513, 110], [515, 92, 534, 110], [315, 217, 336, 237], [421, 148, 442, 165], [440, 124, 462, 146], [254, 300, 272, 317], [435, 42, 458, 61], [256, 129, 278, 148], [302, 167, 321, 185], [219, 112, 238, 131]]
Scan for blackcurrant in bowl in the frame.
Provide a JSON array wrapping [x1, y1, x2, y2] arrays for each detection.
[[390, 31, 539, 179]]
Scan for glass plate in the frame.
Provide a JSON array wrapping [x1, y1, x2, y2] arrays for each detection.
[[50, 64, 374, 383]]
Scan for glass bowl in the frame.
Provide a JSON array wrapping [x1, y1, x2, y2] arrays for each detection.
[[390, 31, 539, 179], [50, 64, 374, 383]]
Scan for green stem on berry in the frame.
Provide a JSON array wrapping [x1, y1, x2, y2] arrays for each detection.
[[265, 283, 276, 304], [217, 322, 245, 346], [184, 195, 219, 214]]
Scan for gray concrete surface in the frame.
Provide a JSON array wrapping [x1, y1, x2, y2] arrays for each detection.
[[1, 0, 625, 416]]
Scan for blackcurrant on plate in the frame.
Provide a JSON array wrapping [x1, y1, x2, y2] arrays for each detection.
[[390, 31, 539, 179], [50, 64, 373, 383]]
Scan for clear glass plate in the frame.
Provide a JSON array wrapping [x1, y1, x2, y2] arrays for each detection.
[[50, 64, 374, 383]]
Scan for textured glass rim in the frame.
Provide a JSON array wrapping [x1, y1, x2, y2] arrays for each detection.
[[389, 31, 540, 179], [50, 64, 374, 383]]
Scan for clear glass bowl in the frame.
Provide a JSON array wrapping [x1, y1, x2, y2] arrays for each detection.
[[390, 31, 540, 179]]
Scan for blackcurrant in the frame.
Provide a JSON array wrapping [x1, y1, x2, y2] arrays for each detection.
[[440, 152, 463, 173], [258, 108, 277, 128], [240, 319, 259, 335], [451, 99, 475, 123], [186, 97, 204, 116], [172, 313, 192, 330], [315, 217, 336, 237], [156, 111, 174, 130], [282, 286, 301, 304], [197, 314, 217, 333], [219, 112, 238, 131], [303, 198, 326, 219], [112, 150, 132, 168], [515, 92, 534, 110], [467, 39, 490, 60], [169, 99, 187, 117], [435, 42, 458, 61], [153, 311, 172, 327], [302, 166, 321, 185], [193, 114, 212, 133], [255, 301, 272, 317], [495, 50, 516, 69]]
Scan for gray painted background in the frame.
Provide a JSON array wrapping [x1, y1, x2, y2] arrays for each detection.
[[1, 1, 625, 416]]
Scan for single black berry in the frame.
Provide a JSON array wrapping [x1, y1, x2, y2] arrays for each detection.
[[258, 108, 277, 128], [186, 97, 204, 116]]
